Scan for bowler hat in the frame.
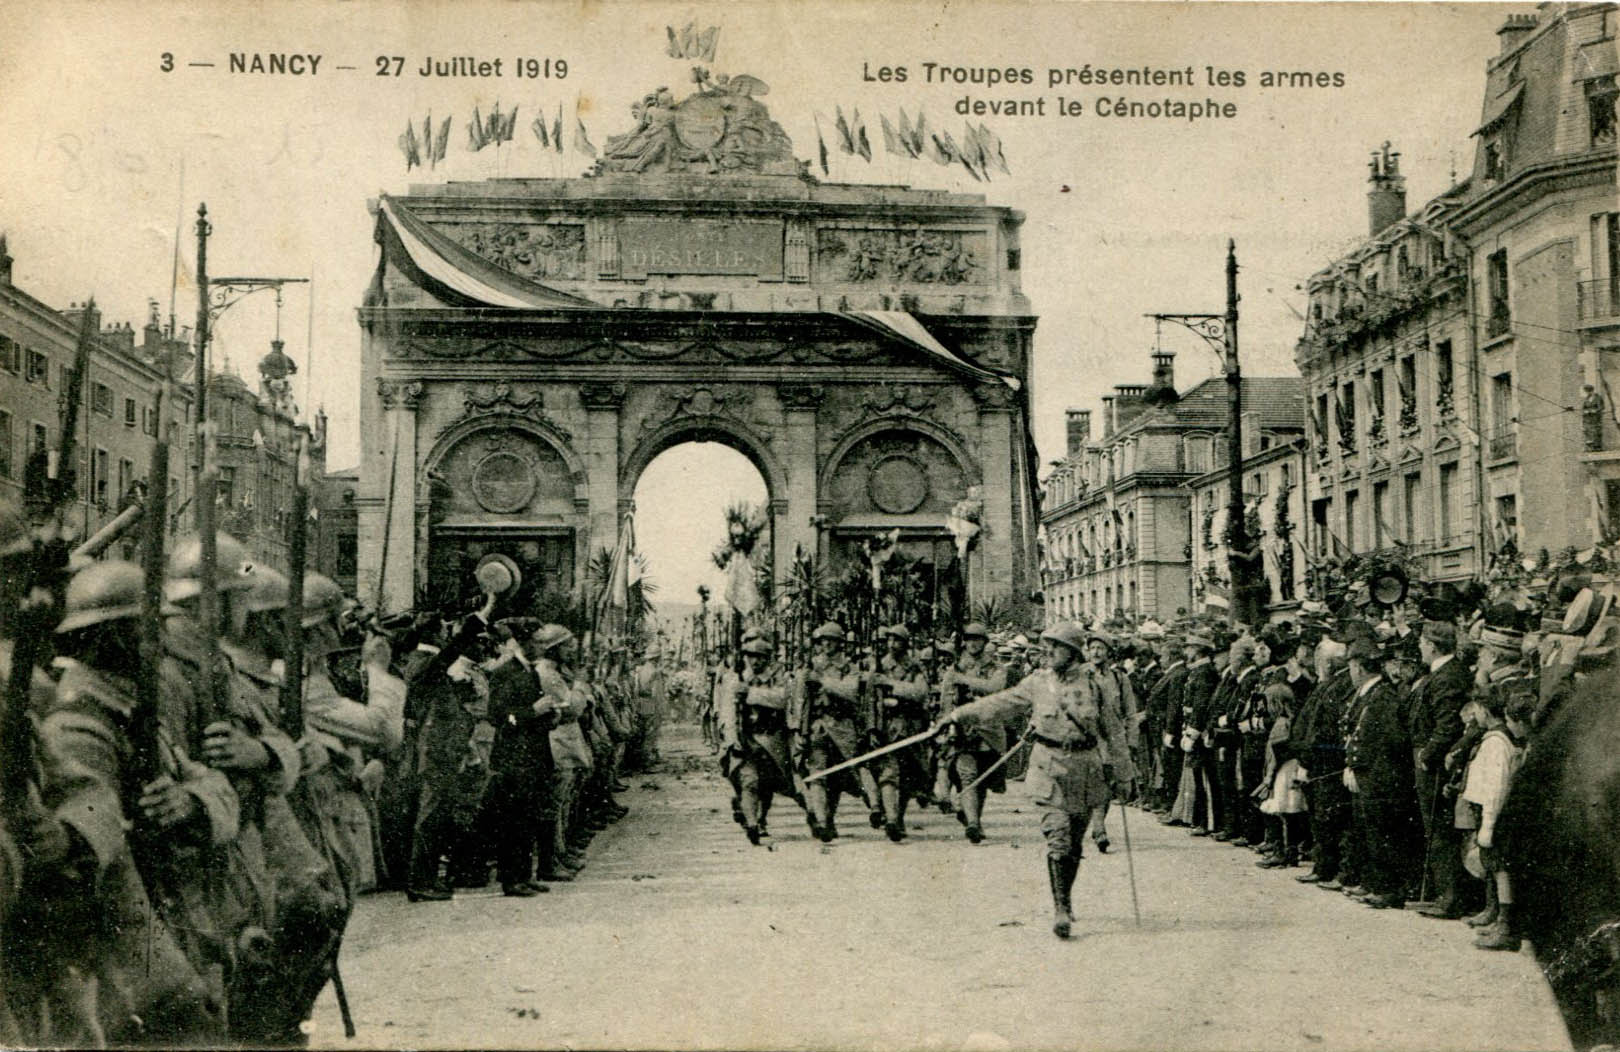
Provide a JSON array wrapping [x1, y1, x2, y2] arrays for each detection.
[[1346, 637, 1381, 664], [1184, 630, 1216, 652]]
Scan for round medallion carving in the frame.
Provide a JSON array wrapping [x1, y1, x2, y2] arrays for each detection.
[[674, 94, 728, 151], [471, 450, 536, 513], [869, 455, 929, 515]]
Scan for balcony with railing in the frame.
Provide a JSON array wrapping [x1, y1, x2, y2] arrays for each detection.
[[1578, 279, 1620, 324], [1487, 427, 1518, 464]]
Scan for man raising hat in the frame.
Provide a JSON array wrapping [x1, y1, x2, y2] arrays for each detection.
[[940, 621, 1127, 939]]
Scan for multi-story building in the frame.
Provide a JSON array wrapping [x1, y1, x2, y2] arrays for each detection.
[[315, 465, 361, 595], [1186, 432, 1310, 618], [0, 235, 197, 555], [1295, 149, 1483, 583], [1444, 4, 1618, 556], [0, 234, 331, 575], [1039, 349, 1304, 622]]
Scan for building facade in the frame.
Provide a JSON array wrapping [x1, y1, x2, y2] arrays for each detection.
[[0, 237, 196, 554], [1187, 437, 1310, 617], [1039, 350, 1303, 623], [1296, 150, 1483, 583], [1446, 3, 1618, 557], [355, 82, 1038, 617]]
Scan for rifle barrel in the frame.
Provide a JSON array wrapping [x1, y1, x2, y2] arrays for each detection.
[[70, 500, 145, 567]]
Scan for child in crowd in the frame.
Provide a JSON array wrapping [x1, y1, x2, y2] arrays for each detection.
[[1464, 675, 1535, 952]]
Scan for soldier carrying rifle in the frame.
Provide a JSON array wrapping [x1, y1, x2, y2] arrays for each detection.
[[793, 622, 881, 843]]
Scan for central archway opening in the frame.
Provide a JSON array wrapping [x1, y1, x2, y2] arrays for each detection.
[[632, 441, 770, 652]]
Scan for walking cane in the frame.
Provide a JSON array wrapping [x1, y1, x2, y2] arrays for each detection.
[[1119, 799, 1142, 927], [330, 950, 357, 1038]]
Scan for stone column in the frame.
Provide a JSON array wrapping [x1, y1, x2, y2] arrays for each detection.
[[974, 382, 1017, 604], [777, 384, 823, 583], [579, 382, 627, 568], [375, 378, 423, 612]]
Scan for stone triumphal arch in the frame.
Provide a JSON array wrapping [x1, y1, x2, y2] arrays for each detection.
[[356, 80, 1039, 616]]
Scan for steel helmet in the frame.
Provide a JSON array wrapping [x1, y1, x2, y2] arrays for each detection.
[[165, 532, 255, 604], [740, 637, 773, 657], [243, 565, 291, 614], [811, 622, 846, 642], [57, 559, 144, 633], [1038, 621, 1088, 655], [300, 573, 346, 629]]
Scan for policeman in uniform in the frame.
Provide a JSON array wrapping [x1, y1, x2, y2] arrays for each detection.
[[718, 636, 798, 844], [796, 623, 880, 842], [870, 625, 931, 842], [941, 622, 1125, 939], [939, 622, 1010, 843]]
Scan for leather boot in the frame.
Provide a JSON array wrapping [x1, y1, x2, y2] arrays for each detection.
[[1467, 880, 1499, 928], [1475, 903, 1521, 951], [1047, 855, 1074, 939]]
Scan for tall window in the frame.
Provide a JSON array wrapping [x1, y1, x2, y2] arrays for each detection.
[[91, 382, 113, 417], [1373, 480, 1390, 549], [1439, 463, 1459, 543], [218, 465, 235, 509], [25, 350, 48, 386], [1490, 372, 1516, 461], [1487, 250, 1510, 336], [1434, 339, 1456, 414], [1184, 434, 1211, 474], [1345, 489, 1360, 551], [92, 448, 108, 507], [1483, 136, 1506, 182], [1403, 472, 1423, 543], [117, 457, 134, 502], [0, 336, 17, 374], [0, 409, 11, 480], [1398, 355, 1418, 429], [1589, 75, 1617, 146], [1496, 494, 1519, 542], [1312, 498, 1331, 557], [1369, 368, 1387, 423], [124, 397, 137, 427]]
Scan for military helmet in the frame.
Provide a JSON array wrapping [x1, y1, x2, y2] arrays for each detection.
[[57, 559, 144, 633], [740, 637, 773, 657], [300, 573, 346, 629], [880, 624, 912, 643], [961, 622, 989, 640], [811, 622, 845, 643], [1039, 621, 1088, 654], [530, 623, 575, 654], [243, 565, 291, 614], [165, 532, 255, 604]]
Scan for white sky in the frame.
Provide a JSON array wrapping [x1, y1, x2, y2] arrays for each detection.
[[634, 442, 767, 601], [1, 0, 1512, 501]]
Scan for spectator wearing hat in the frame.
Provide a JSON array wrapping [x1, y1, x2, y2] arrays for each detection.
[[1143, 636, 1189, 813], [717, 636, 799, 845], [940, 621, 1127, 939], [480, 623, 562, 896], [1166, 631, 1218, 831], [1343, 637, 1419, 909], [532, 625, 593, 879], [1407, 618, 1473, 919], [938, 622, 1011, 844], [1464, 672, 1534, 951], [1290, 635, 1353, 887]]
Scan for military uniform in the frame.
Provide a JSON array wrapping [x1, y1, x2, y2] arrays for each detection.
[[1084, 654, 1139, 851], [718, 644, 797, 843], [795, 625, 880, 842], [870, 630, 931, 841], [948, 622, 1124, 938], [940, 628, 1010, 842]]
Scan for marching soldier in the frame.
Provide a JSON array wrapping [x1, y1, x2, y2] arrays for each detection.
[[718, 636, 797, 844], [869, 625, 931, 842], [796, 623, 879, 843], [940, 622, 1126, 939], [939, 622, 1010, 843], [37, 559, 237, 1044]]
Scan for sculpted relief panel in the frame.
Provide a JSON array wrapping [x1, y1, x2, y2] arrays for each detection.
[[432, 428, 577, 522], [816, 228, 987, 285], [447, 223, 587, 280], [825, 428, 969, 521]]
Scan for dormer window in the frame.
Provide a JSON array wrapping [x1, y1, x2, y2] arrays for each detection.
[[1589, 75, 1618, 146]]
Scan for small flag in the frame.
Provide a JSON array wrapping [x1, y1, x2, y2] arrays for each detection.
[[834, 105, 855, 155], [574, 114, 596, 157], [553, 104, 564, 154], [531, 114, 550, 149], [929, 129, 958, 166], [399, 120, 421, 169], [468, 105, 489, 151], [433, 115, 451, 166], [879, 113, 902, 156], [665, 25, 681, 57], [697, 25, 719, 62], [1203, 577, 1230, 611], [814, 114, 829, 176], [680, 21, 698, 60], [853, 109, 872, 162], [910, 111, 930, 157], [979, 122, 1010, 175], [422, 113, 433, 161]]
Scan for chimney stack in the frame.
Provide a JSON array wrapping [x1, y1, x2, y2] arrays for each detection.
[[1101, 395, 1116, 439], [102, 321, 135, 355], [0, 233, 11, 286], [1065, 407, 1092, 454], [1497, 12, 1536, 55], [1367, 142, 1406, 236], [62, 301, 102, 338]]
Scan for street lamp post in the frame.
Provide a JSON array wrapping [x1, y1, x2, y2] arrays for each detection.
[[1147, 240, 1264, 627]]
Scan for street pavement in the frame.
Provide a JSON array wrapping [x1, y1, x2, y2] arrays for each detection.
[[314, 726, 1570, 1051]]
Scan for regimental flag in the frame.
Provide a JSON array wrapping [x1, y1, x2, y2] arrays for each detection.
[[597, 512, 637, 636], [814, 114, 829, 175], [432, 115, 451, 166], [879, 113, 903, 157], [531, 113, 550, 149], [978, 122, 1010, 175], [484, 102, 517, 144], [834, 105, 855, 155], [1203, 576, 1230, 611], [553, 104, 564, 154], [399, 120, 422, 169], [468, 105, 489, 151], [853, 109, 872, 161], [573, 111, 596, 157]]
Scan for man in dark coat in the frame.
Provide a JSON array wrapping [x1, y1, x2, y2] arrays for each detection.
[[1408, 620, 1473, 917], [1343, 637, 1418, 908], [1291, 637, 1353, 886], [483, 622, 558, 897], [1146, 638, 1188, 813]]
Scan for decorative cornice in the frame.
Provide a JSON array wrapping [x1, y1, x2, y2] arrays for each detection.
[[578, 381, 628, 410], [778, 383, 826, 410], [450, 382, 574, 448]]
